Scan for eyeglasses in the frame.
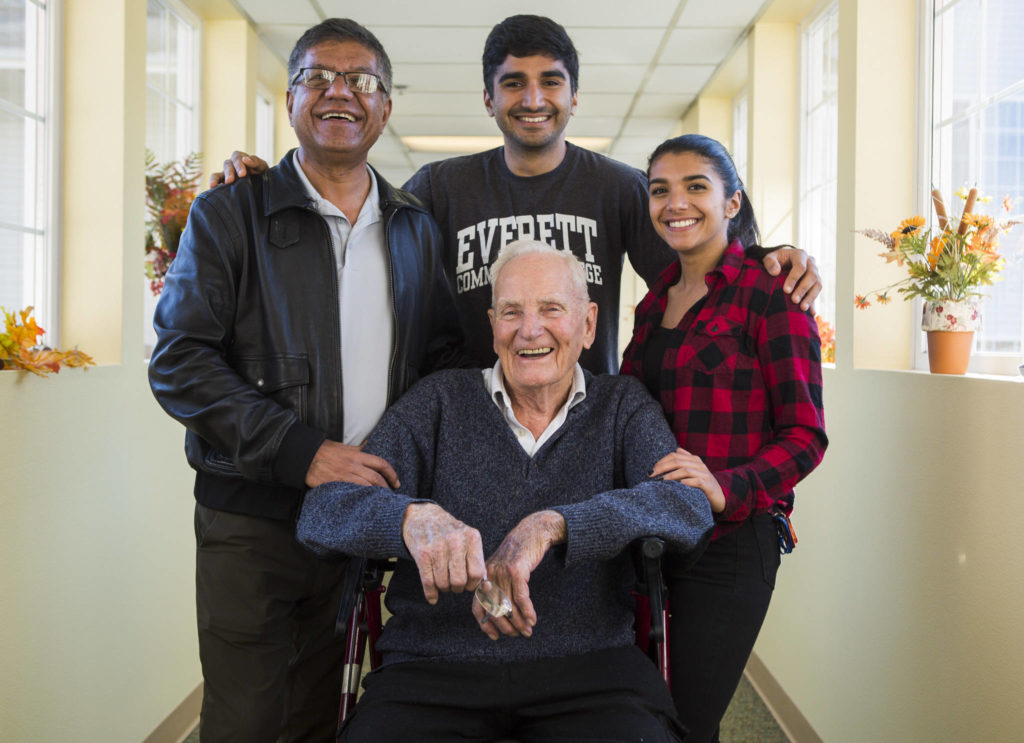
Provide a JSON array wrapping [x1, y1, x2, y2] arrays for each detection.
[[290, 67, 389, 96]]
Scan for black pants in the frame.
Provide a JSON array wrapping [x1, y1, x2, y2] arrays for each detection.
[[194, 504, 348, 743], [667, 513, 780, 743], [339, 645, 684, 743]]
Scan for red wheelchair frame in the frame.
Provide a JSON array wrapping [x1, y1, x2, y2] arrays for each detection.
[[335, 537, 670, 728]]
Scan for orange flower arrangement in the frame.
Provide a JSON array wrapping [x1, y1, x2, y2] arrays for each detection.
[[856, 188, 1019, 306], [814, 315, 835, 363], [145, 151, 203, 296]]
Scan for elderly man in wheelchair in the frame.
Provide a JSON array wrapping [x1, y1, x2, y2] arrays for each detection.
[[298, 240, 713, 743]]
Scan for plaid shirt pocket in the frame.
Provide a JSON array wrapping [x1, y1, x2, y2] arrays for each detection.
[[690, 318, 753, 375]]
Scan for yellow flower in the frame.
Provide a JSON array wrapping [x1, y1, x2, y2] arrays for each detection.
[[877, 292, 892, 305], [890, 216, 925, 248], [897, 215, 925, 235]]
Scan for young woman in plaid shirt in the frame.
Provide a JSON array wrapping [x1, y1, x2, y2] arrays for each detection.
[[620, 134, 828, 742]]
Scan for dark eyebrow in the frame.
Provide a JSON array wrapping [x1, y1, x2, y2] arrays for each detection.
[[497, 69, 567, 84], [648, 174, 711, 187]]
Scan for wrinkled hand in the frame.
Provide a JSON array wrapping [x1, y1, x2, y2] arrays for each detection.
[[472, 510, 566, 640], [208, 151, 269, 189], [402, 503, 485, 604], [304, 439, 400, 489], [762, 247, 821, 312], [650, 448, 726, 513]]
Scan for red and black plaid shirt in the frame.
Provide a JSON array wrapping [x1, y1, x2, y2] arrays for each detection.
[[621, 241, 827, 540]]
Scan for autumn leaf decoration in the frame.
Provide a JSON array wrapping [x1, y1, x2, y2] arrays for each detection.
[[0, 306, 95, 376]]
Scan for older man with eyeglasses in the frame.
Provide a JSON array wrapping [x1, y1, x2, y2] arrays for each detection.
[[298, 240, 714, 743], [148, 18, 464, 743]]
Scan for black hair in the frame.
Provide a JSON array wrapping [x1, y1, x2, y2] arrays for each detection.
[[646, 134, 761, 250], [482, 15, 579, 97], [287, 18, 392, 96]]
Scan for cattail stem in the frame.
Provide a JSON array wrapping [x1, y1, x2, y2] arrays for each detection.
[[931, 188, 949, 230], [958, 187, 978, 235]]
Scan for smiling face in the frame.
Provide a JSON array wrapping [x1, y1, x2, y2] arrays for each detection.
[[484, 54, 577, 155], [647, 150, 742, 259], [488, 252, 596, 405], [286, 40, 392, 167]]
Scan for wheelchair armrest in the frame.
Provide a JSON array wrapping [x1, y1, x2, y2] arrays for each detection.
[[335, 557, 367, 635], [334, 557, 397, 635], [639, 537, 666, 643]]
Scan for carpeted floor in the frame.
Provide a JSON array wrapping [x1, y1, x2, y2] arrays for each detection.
[[181, 673, 786, 742]]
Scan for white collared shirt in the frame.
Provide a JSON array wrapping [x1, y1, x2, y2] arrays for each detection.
[[483, 361, 587, 456], [293, 153, 394, 445]]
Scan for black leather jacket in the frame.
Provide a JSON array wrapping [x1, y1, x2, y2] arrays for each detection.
[[149, 152, 465, 520]]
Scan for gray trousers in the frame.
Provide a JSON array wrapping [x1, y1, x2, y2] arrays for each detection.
[[194, 504, 348, 743]]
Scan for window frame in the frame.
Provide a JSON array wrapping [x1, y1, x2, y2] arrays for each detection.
[[143, 0, 201, 357], [144, 0, 201, 164], [920, 0, 1024, 376], [1, 0, 62, 344], [796, 0, 840, 339], [255, 82, 275, 164], [731, 89, 748, 187]]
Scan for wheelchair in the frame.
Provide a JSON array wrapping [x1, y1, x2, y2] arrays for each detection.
[[334, 537, 671, 727]]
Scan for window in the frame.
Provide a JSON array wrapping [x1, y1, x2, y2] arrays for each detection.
[[732, 91, 748, 186], [1, 0, 57, 337], [145, 0, 198, 354], [798, 2, 839, 336], [931, 0, 1024, 373], [255, 87, 275, 164], [146, 0, 198, 164]]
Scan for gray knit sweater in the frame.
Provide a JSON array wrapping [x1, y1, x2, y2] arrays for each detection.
[[298, 369, 713, 665]]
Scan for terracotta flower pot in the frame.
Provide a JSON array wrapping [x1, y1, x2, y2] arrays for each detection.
[[922, 300, 980, 375]]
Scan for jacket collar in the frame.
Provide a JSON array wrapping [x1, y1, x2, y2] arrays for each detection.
[[263, 148, 427, 218]]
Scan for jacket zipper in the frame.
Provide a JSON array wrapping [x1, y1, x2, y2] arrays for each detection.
[[312, 211, 345, 440]]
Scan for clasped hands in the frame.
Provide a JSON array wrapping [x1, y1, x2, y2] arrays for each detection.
[[400, 502, 566, 641]]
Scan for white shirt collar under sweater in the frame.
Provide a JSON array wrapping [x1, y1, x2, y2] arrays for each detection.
[[294, 152, 393, 446], [483, 361, 587, 456]]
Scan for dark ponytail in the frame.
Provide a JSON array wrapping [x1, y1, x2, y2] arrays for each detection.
[[646, 134, 768, 253]]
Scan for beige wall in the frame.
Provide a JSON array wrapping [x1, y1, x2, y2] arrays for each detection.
[[0, 1, 289, 740], [726, 0, 1024, 740], [760, 368, 1024, 741]]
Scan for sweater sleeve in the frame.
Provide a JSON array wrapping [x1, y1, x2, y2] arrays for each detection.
[[551, 382, 713, 566], [296, 380, 439, 559], [712, 278, 828, 522]]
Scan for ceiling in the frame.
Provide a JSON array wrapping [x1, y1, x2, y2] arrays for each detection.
[[230, 0, 769, 184]]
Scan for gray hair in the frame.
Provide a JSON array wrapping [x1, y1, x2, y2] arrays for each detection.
[[489, 239, 590, 308], [287, 18, 393, 97]]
